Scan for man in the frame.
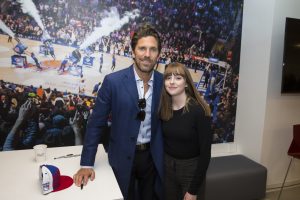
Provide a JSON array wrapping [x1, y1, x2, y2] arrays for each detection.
[[58, 57, 69, 73], [78, 78, 86, 95], [8, 35, 12, 43], [49, 45, 56, 60], [111, 53, 116, 71], [30, 52, 42, 70], [71, 49, 83, 76], [73, 23, 164, 200], [99, 53, 103, 73], [92, 81, 101, 96], [71, 49, 82, 67], [43, 39, 51, 56]]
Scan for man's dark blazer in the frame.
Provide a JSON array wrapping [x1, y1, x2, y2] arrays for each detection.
[[80, 65, 164, 199]]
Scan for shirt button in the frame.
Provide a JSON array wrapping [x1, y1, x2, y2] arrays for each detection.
[[127, 156, 131, 160]]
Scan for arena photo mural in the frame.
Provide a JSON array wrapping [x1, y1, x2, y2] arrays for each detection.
[[0, 0, 243, 151]]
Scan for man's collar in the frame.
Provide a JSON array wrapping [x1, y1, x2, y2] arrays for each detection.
[[133, 66, 154, 83]]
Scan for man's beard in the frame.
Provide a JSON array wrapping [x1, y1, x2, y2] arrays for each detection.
[[134, 58, 157, 73]]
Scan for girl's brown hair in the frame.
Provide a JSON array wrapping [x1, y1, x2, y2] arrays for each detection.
[[159, 62, 211, 121]]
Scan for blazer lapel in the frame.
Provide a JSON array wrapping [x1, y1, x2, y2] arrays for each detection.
[[151, 71, 162, 115], [122, 65, 139, 109]]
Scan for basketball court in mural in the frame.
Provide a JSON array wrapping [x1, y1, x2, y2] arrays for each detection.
[[0, 34, 202, 96]]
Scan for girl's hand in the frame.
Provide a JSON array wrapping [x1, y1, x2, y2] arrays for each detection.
[[183, 192, 197, 200]]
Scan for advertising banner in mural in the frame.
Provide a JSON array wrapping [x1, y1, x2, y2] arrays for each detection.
[[0, 0, 243, 151]]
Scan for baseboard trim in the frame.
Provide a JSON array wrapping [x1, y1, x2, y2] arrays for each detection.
[[267, 179, 300, 191]]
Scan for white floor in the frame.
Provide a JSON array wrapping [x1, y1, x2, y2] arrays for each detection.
[[263, 184, 300, 200]]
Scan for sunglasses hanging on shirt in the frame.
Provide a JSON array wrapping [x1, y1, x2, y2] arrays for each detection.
[[137, 98, 146, 121]]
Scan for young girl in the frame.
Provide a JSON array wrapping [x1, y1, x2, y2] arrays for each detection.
[[159, 62, 212, 200]]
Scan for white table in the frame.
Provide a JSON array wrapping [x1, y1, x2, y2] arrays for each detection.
[[0, 145, 123, 200]]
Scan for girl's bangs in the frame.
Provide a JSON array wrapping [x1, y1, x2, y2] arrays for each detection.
[[164, 64, 185, 78]]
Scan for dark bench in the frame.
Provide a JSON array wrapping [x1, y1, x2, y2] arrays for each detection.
[[205, 154, 267, 200]]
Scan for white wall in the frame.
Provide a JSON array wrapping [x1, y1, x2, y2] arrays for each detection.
[[235, 0, 275, 162], [229, 0, 300, 188], [262, 0, 300, 187]]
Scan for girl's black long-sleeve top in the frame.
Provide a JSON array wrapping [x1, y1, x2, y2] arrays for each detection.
[[162, 101, 212, 195]]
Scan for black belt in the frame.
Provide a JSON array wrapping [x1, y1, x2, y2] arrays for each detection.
[[136, 142, 150, 151]]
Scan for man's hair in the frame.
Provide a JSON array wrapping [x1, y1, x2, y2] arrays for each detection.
[[131, 23, 161, 53]]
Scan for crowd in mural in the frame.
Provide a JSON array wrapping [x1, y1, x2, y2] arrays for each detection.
[[0, 80, 101, 151], [207, 68, 238, 143], [0, 0, 243, 144], [1, 0, 242, 66], [0, 72, 237, 150]]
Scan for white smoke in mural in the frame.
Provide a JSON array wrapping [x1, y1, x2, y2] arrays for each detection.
[[17, 0, 45, 31], [0, 20, 15, 37], [80, 7, 140, 49]]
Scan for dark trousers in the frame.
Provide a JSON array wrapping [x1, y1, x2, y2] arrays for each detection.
[[164, 154, 205, 200], [127, 149, 158, 200]]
